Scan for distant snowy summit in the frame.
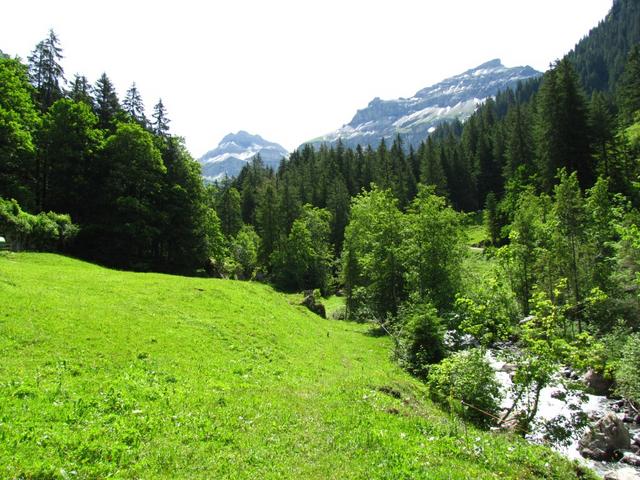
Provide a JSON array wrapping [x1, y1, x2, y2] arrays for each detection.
[[198, 131, 289, 181], [306, 59, 541, 149]]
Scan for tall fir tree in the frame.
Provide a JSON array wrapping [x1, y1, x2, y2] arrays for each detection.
[[27, 29, 64, 111], [419, 137, 447, 197], [123, 82, 147, 126], [68, 74, 93, 107], [535, 59, 593, 190], [152, 98, 170, 136], [93, 73, 121, 131]]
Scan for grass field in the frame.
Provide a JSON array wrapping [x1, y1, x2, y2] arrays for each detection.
[[0, 253, 593, 479]]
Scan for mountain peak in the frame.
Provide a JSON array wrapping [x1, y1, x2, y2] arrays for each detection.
[[307, 59, 541, 150], [221, 130, 264, 144], [473, 58, 503, 70], [199, 131, 288, 182]]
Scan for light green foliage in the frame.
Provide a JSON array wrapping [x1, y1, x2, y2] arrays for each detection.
[[402, 185, 466, 311], [584, 177, 617, 294], [0, 253, 595, 479], [229, 224, 260, 279], [552, 170, 587, 329], [600, 322, 633, 374], [0, 197, 77, 251], [617, 208, 640, 296], [342, 186, 404, 320], [483, 192, 501, 246], [507, 284, 570, 433], [455, 278, 518, 347], [271, 204, 332, 293], [499, 189, 542, 316], [428, 349, 503, 428], [0, 57, 40, 209], [615, 333, 640, 403], [395, 302, 445, 379], [202, 207, 227, 265]]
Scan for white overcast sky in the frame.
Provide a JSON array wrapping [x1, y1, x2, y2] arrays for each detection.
[[2, 0, 613, 156]]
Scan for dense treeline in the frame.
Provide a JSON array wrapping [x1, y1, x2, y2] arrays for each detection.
[[567, 0, 640, 94], [220, 46, 640, 286], [0, 30, 224, 272]]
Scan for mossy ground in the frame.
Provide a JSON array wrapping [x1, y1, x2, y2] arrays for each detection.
[[0, 253, 594, 479]]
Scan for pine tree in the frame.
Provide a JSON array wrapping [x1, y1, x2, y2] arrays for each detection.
[[535, 59, 593, 190], [534, 67, 563, 192], [326, 175, 350, 255], [93, 73, 121, 130], [588, 92, 616, 177], [217, 186, 243, 238], [152, 98, 170, 136], [27, 29, 64, 111], [277, 171, 301, 234], [503, 102, 534, 181], [123, 82, 147, 126], [68, 74, 93, 106], [419, 137, 447, 197], [255, 179, 280, 265]]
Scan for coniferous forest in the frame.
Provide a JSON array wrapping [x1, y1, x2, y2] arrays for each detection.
[[3, 0, 640, 475]]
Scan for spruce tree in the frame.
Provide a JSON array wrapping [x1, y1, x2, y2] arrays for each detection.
[[419, 137, 447, 197], [93, 73, 121, 130], [123, 82, 147, 126], [217, 186, 243, 238], [504, 102, 534, 181], [255, 179, 280, 265], [152, 98, 170, 136], [68, 74, 93, 106], [27, 29, 64, 111], [588, 92, 615, 177], [535, 59, 593, 190]]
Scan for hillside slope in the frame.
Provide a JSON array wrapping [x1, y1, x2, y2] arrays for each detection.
[[0, 253, 592, 479]]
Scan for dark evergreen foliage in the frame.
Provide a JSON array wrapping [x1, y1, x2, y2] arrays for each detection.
[[566, 0, 640, 94], [27, 29, 64, 111]]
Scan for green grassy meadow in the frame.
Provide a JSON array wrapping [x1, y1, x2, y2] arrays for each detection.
[[0, 253, 593, 479]]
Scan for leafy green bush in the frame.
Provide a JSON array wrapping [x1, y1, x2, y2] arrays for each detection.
[[454, 277, 518, 346], [427, 348, 503, 428], [0, 197, 78, 251], [395, 302, 445, 378], [229, 225, 260, 279], [615, 333, 640, 403]]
